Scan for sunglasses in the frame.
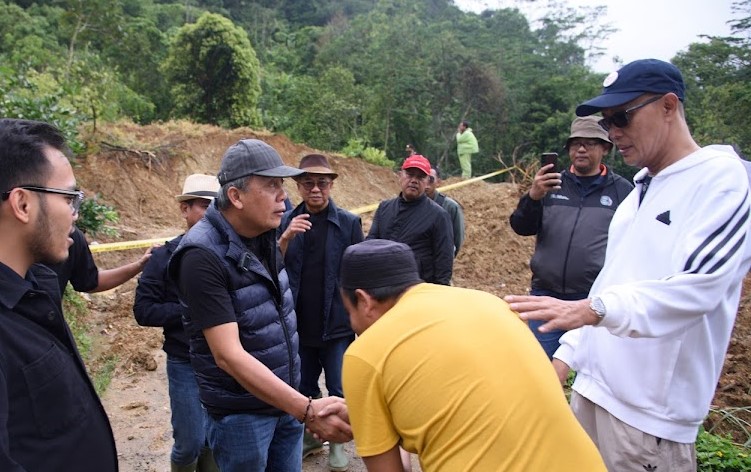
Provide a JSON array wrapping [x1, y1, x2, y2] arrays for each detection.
[[598, 95, 664, 132], [298, 178, 332, 191], [1, 185, 85, 215]]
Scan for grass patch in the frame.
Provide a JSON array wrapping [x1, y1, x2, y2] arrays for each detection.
[[697, 426, 751, 471], [62, 286, 117, 396], [62, 286, 92, 359], [93, 354, 119, 396]]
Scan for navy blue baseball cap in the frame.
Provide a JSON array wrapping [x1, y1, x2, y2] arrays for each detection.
[[576, 59, 685, 117]]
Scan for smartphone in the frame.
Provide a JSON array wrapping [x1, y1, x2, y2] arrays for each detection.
[[541, 152, 559, 174]]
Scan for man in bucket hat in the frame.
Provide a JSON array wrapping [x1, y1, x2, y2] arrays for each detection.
[[169, 140, 351, 472], [509, 116, 632, 359], [507, 59, 751, 470], [367, 154, 454, 285], [278, 154, 364, 471], [320, 239, 606, 471], [135, 174, 220, 472]]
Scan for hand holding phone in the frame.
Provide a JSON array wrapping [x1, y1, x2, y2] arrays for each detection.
[[541, 152, 559, 174], [529, 152, 561, 200]]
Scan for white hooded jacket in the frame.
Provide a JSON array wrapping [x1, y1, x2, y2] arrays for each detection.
[[555, 145, 751, 443]]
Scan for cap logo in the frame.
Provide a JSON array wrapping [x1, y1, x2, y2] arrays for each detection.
[[603, 71, 618, 88]]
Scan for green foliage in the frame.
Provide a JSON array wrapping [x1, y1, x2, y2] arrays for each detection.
[[361, 146, 394, 168], [340, 138, 393, 167], [93, 355, 118, 396], [0, 68, 85, 154], [76, 195, 120, 237], [697, 427, 751, 471], [341, 138, 366, 157], [61, 286, 118, 395], [163, 12, 263, 127], [265, 66, 362, 150], [62, 287, 92, 361]]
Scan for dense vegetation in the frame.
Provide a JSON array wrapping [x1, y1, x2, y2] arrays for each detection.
[[6, 1, 751, 467], [2, 0, 749, 180]]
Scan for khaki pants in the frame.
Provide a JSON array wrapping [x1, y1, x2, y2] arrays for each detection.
[[570, 391, 696, 472]]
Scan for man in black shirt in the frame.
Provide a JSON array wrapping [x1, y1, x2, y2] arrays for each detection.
[[169, 139, 351, 471], [278, 154, 364, 470], [46, 226, 152, 296], [0, 119, 117, 470], [367, 154, 454, 284], [134, 174, 220, 472]]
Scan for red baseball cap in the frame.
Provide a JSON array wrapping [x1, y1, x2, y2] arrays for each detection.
[[401, 155, 431, 176]]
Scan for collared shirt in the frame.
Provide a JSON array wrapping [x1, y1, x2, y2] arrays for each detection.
[[0, 262, 117, 471]]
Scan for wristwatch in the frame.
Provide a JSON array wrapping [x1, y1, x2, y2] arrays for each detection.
[[589, 296, 606, 324]]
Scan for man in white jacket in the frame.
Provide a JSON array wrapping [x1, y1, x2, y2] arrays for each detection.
[[506, 59, 751, 471]]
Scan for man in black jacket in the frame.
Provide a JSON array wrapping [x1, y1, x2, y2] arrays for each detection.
[[0, 119, 117, 471], [367, 155, 454, 284], [278, 154, 363, 470], [134, 174, 220, 472], [509, 116, 633, 358]]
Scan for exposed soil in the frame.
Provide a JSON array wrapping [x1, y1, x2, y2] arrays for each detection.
[[70, 121, 751, 471]]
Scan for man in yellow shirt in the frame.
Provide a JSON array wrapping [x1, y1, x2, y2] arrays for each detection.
[[334, 239, 605, 471]]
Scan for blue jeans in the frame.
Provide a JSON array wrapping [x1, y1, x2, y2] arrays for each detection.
[[208, 412, 303, 472], [167, 355, 209, 465], [299, 336, 355, 398], [528, 289, 588, 360]]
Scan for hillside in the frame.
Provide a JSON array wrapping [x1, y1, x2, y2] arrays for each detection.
[[72, 121, 751, 471]]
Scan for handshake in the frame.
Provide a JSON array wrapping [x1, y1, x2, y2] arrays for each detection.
[[303, 397, 351, 443]]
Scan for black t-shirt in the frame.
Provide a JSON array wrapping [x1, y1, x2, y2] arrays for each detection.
[[296, 208, 328, 346], [46, 227, 99, 295], [177, 248, 238, 332], [177, 234, 279, 333]]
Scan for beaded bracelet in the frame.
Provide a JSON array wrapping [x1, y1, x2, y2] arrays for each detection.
[[300, 396, 313, 424]]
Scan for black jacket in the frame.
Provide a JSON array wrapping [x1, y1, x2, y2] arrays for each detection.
[[509, 167, 633, 294], [0, 263, 117, 471], [367, 193, 454, 285], [134, 235, 190, 359], [280, 200, 364, 342]]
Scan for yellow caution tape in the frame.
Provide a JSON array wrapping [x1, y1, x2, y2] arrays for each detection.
[[89, 167, 515, 253], [88, 236, 176, 254]]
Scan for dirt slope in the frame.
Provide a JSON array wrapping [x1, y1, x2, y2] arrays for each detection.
[[72, 121, 751, 470]]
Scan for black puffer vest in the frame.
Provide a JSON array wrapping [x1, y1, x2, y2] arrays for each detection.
[[170, 206, 300, 416]]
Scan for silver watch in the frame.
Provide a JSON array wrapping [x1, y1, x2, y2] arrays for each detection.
[[589, 296, 606, 324]]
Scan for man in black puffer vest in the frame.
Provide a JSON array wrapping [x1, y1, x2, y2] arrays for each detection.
[[168, 139, 351, 472]]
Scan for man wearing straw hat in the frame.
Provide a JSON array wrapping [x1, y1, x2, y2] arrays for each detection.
[[134, 174, 220, 472]]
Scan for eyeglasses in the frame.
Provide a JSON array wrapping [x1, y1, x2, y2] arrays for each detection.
[[1, 185, 85, 215], [428, 176, 436, 183], [598, 95, 664, 132], [568, 139, 602, 150], [298, 178, 332, 191]]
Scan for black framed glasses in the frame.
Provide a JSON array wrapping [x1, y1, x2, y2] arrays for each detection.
[[298, 178, 332, 191], [568, 139, 602, 150], [1, 185, 85, 214], [598, 94, 664, 132]]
